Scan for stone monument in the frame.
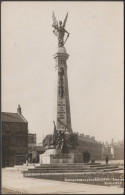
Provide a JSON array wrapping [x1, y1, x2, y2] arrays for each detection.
[[40, 13, 83, 164]]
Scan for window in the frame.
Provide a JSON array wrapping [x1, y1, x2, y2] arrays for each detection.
[[16, 139, 21, 147], [10, 137, 16, 146], [3, 136, 10, 146], [5, 124, 9, 133], [22, 138, 27, 147], [16, 125, 21, 132]]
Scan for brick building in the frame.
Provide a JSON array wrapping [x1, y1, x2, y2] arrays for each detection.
[[113, 141, 124, 160], [2, 105, 28, 167], [28, 133, 36, 153], [77, 134, 103, 160]]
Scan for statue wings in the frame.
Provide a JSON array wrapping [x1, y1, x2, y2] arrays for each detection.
[[52, 12, 58, 28], [52, 12, 58, 36], [52, 12, 68, 28], [52, 12, 68, 37], [63, 12, 68, 27]]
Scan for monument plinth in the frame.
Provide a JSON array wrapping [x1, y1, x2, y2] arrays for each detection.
[[40, 12, 83, 164]]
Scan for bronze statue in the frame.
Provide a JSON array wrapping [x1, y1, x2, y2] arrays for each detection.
[[51, 121, 78, 153], [52, 12, 70, 47], [52, 121, 57, 145]]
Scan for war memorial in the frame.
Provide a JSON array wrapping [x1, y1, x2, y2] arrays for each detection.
[[22, 13, 123, 179], [39, 12, 83, 164], [23, 12, 122, 166]]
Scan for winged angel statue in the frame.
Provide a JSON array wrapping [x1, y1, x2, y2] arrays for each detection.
[[52, 12, 70, 47]]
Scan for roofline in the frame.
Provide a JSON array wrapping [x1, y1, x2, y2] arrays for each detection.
[[18, 113, 28, 123], [2, 112, 28, 123], [2, 112, 17, 114], [2, 121, 27, 124]]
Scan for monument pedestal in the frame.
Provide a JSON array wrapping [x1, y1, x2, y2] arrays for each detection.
[[39, 149, 83, 164]]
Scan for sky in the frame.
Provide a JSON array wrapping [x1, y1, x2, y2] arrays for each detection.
[[2, 1, 124, 144]]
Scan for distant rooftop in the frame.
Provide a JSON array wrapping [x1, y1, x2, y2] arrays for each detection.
[[2, 105, 27, 123]]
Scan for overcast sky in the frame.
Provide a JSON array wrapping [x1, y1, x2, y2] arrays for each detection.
[[2, 1, 123, 144]]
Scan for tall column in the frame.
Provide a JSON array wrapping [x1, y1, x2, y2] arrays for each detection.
[[54, 47, 72, 133]]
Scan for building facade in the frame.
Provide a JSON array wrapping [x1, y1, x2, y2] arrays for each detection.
[[102, 142, 112, 159], [2, 105, 28, 167], [28, 133, 36, 153], [102, 140, 124, 160], [113, 141, 124, 160], [77, 134, 103, 160]]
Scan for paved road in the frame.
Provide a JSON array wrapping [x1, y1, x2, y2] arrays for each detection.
[[2, 168, 124, 194], [2, 188, 23, 194]]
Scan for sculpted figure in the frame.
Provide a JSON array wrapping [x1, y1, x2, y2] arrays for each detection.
[[52, 12, 70, 47]]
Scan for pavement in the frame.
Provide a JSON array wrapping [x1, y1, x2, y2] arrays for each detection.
[[96, 160, 124, 165], [2, 188, 22, 194], [2, 168, 124, 194]]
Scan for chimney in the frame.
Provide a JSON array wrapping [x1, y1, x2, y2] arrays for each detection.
[[17, 105, 22, 115]]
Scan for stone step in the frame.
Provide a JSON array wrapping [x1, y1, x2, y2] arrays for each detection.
[[36, 164, 118, 169], [33, 167, 90, 170], [90, 164, 113, 167], [23, 169, 94, 174], [35, 165, 118, 170], [23, 167, 123, 176], [34, 165, 118, 170], [22, 161, 123, 177], [93, 166, 118, 170], [23, 166, 123, 174], [35, 163, 101, 168], [26, 168, 90, 172], [67, 163, 101, 165], [102, 168, 123, 172]]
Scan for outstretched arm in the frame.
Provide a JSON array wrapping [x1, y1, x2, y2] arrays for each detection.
[[65, 29, 69, 35], [64, 29, 70, 38]]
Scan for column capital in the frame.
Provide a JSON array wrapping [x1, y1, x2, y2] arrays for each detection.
[[53, 47, 69, 61], [53, 52, 69, 61]]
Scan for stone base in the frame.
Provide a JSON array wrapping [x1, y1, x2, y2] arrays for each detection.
[[39, 149, 83, 164]]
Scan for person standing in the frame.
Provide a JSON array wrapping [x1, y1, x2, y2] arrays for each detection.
[[82, 152, 85, 163], [85, 151, 87, 163], [86, 151, 89, 163], [83, 151, 86, 163], [88, 152, 90, 163], [36, 152, 39, 163], [25, 153, 29, 166], [106, 155, 109, 165], [29, 152, 32, 164]]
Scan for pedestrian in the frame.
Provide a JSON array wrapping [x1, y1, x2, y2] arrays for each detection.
[[32, 153, 36, 163], [29, 152, 32, 164], [86, 151, 89, 163], [82, 152, 85, 163], [25, 153, 28, 166], [106, 155, 109, 165], [83, 151, 86, 163], [36, 152, 39, 163], [88, 152, 90, 163], [85, 151, 87, 163]]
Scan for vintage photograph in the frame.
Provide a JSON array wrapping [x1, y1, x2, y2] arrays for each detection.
[[1, 1, 124, 194]]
